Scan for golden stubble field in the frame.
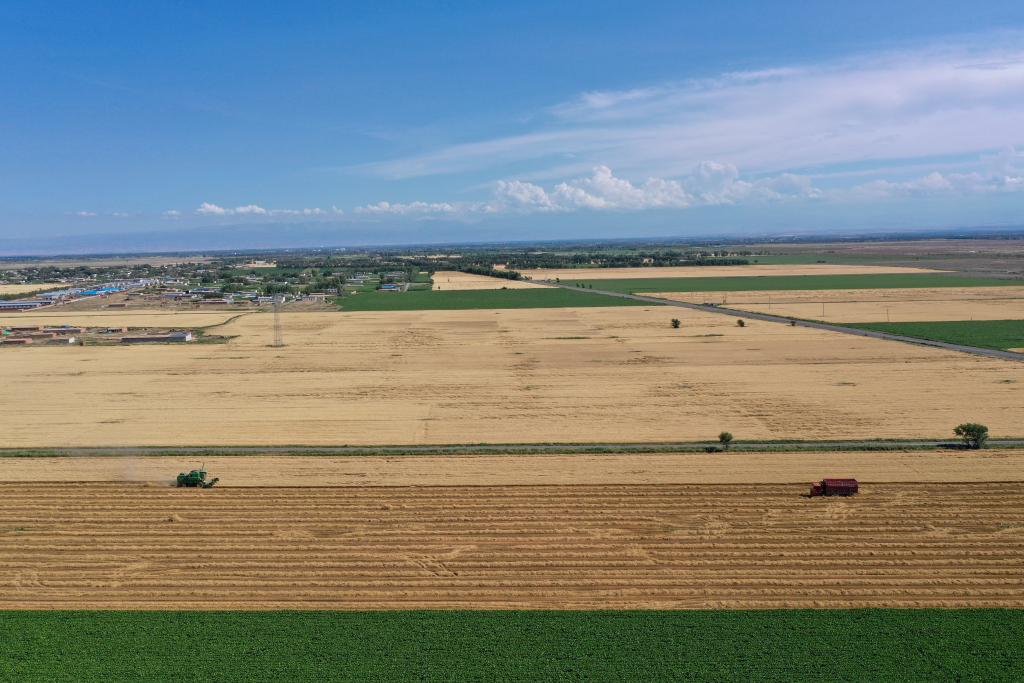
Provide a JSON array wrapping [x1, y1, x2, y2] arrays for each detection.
[[1, 307, 1022, 447], [431, 270, 542, 290], [4, 450, 1024, 486], [2, 478, 1022, 609], [650, 286, 1024, 323], [0, 283, 65, 295], [517, 264, 946, 280]]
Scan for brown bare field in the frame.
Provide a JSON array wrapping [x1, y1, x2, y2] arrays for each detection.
[[650, 286, 1024, 322], [0, 283, 64, 295], [5, 450, 1024, 487], [518, 264, 945, 280], [2, 481, 1022, 609], [1, 307, 1022, 447], [431, 270, 542, 290]]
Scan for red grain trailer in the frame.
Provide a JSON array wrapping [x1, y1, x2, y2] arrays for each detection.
[[809, 478, 858, 497]]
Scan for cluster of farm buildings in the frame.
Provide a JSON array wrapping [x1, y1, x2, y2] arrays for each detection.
[[0, 324, 194, 347], [0, 279, 159, 311]]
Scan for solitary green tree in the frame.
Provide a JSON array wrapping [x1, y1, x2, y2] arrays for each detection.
[[671, 318, 681, 329], [718, 431, 734, 451], [736, 319, 746, 328], [954, 423, 989, 449]]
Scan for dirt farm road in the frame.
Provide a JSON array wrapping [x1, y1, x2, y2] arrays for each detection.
[[547, 282, 1024, 363]]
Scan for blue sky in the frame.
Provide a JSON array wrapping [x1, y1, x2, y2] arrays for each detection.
[[3, 1, 1024, 249]]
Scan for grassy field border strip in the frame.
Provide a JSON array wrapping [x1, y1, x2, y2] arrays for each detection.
[[1, 438, 1023, 457]]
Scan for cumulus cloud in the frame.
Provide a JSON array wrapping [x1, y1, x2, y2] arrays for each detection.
[[162, 209, 182, 219], [490, 164, 820, 213], [73, 210, 97, 217], [194, 203, 331, 217], [354, 200, 458, 215], [196, 202, 229, 215], [233, 204, 268, 215]]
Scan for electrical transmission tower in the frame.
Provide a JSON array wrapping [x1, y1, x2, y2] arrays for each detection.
[[272, 295, 285, 347]]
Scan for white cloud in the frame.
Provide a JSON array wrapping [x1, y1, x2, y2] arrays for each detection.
[[844, 166, 1024, 201], [354, 200, 458, 215], [162, 209, 182, 219], [362, 35, 1024, 182], [196, 202, 229, 215], [73, 210, 97, 217], [269, 207, 326, 216], [490, 164, 820, 213], [234, 204, 268, 215], [195, 202, 328, 217]]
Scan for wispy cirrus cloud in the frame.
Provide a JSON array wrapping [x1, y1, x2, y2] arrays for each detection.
[[361, 34, 1024, 183]]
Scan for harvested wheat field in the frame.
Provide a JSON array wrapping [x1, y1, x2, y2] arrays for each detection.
[[431, 271, 542, 290], [0, 309, 244, 329], [650, 286, 1024, 323], [0, 283, 64, 295], [1, 307, 1022, 447], [1, 481, 1022, 609], [5, 450, 1024, 486], [517, 264, 945, 280]]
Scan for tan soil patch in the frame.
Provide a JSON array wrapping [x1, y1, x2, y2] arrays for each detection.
[[518, 264, 946, 280], [1, 307, 1022, 447], [2, 481, 1021, 609], [0, 283, 64, 295], [651, 286, 1024, 323], [6, 450, 1024, 487], [431, 271, 542, 290]]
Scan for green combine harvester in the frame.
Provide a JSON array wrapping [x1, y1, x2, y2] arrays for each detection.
[[176, 466, 219, 488]]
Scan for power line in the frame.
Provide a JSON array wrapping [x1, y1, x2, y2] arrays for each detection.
[[272, 295, 285, 347]]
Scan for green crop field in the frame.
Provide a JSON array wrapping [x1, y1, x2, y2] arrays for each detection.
[[847, 319, 1024, 352], [2, 610, 1022, 681], [335, 287, 653, 311], [572, 273, 1021, 294]]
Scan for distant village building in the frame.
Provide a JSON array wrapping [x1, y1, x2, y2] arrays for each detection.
[[121, 330, 194, 344]]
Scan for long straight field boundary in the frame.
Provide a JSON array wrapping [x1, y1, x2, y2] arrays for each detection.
[[846, 319, 1024, 352], [2, 610, 1022, 681], [3, 438, 1024, 457], [570, 272, 1023, 293]]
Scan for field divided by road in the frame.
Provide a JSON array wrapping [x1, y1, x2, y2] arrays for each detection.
[[571, 273, 1021, 294], [3, 609, 1021, 681], [847, 320, 1024, 352], [3, 307, 1023, 447]]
